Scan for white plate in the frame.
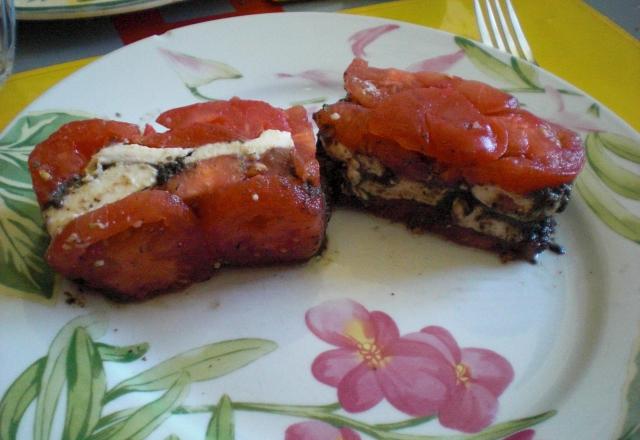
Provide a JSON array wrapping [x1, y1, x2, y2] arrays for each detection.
[[16, 0, 186, 21], [1, 12, 639, 440]]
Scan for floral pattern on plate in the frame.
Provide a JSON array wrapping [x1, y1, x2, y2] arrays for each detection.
[[451, 37, 640, 245], [0, 111, 89, 300], [0, 13, 639, 440], [0, 300, 555, 439], [158, 48, 242, 101]]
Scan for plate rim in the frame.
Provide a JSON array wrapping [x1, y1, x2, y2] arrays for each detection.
[[16, 0, 186, 21], [2, 11, 639, 440], [17, 11, 640, 137]]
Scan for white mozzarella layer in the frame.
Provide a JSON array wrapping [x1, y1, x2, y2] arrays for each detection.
[[45, 129, 294, 236]]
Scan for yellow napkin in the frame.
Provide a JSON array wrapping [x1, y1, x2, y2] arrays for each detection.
[[0, 57, 96, 130], [1, 0, 638, 132]]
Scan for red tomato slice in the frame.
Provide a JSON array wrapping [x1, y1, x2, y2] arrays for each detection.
[[143, 123, 244, 147], [34, 98, 328, 299], [164, 155, 245, 202], [314, 102, 436, 183], [155, 97, 290, 139], [462, 110, 585, 192], [322, 60, 585, 193], [29, 120, 141, 206], [47, 190, 209, 300], [345, 58, 428, 107], [286, 106, 320, 186], [344, 59, 515, 115], [368, 88, 508, 165], [314, 101, 371, 149], [450, 77, 518, 114], [196, 174, 326, 265]]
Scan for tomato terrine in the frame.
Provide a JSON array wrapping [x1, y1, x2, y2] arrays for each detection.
[[29, 99, 327, 300], [314, 59, 585, 261]]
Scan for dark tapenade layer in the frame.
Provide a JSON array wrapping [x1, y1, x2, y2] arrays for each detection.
[[317, 132, 567, 262]]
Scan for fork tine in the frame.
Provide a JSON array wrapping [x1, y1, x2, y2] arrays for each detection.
[[492, 0, 520, 57], [483, 0, 506, 52], [505, 0, 536, 63], [473, 0, 493, 47]]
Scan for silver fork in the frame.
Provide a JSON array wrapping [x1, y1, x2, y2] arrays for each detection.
[[474, 0, 536, 64]]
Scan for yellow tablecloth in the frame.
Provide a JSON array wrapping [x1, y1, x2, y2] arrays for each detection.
[[1, 0, 639, 132]]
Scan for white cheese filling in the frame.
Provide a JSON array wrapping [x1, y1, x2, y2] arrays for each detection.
[[471, 184, 563, 221], [324, 141, 528, 243], [325, 140, 564, 225], [451, 198, 524, 243], [358, 178, 450, 206], [326, 142, 449, 206], [44, 129, 294, 236]]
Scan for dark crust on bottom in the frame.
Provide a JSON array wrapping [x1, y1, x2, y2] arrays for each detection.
[[337, 193, 555, 262], [72, 272, 211, 303], [76, 236, 332, 304], [317, 139, 560, 263], [72, 185, 331, 303], [81, 254, 324, 303], [83, 233, 332, 303], [75, 241, 331, 304]]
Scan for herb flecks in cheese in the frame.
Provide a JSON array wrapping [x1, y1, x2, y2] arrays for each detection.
[[44, 129, 294, 236], [45, 163, 157, 236]]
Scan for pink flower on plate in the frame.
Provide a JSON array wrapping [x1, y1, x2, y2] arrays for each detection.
[[544, 85, 603, 133], [285, 421, 360, 440], [158, 47, 242, 88], [405, 326, 514, 433], [276, 70, 341, 88], [406, 49, 465, 73], [306, 299, 455, 416], [504, 429, 535, 440], [348, 24, 400, 58]]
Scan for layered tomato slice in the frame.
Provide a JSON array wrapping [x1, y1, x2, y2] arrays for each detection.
[[320, 59, 584, 194], [29, 98, 325, 299], [314, 59, 585, 261]]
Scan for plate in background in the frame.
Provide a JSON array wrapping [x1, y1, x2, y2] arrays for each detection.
[[16, 0, 186, 20]]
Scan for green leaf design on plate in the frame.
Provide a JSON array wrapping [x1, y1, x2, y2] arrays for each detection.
[[105, 338, 277, 402], [372, 414, 436, 431], [92, 408, 136, 436], [206, 394, 234, 440], [464, 410, 556, 440], [1, 112, 88, 147], [576, 168, 640, 243], [96, 342, 150, 363], [586, 134, 640, 200], [597, 132, 640, 164], [34, 314, 107, 440], [158, 48, 242, 102], [619, 348, 640, 439], [62, 327, 107, 440], [588, 103, 601, 117], [164, 435, 181, 440], [0, 192, 50, 297], [1, 313, 559, 439], [0, 111, 89, 299], [0, 357, 46, 440], [454, 36, 532, 88], [159, 48, 242, 88], [91, 373, 191, 440], [510, 57, 541, 89]]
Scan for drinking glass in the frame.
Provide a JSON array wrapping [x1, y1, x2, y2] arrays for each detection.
[[1, 0, 15, 86]]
